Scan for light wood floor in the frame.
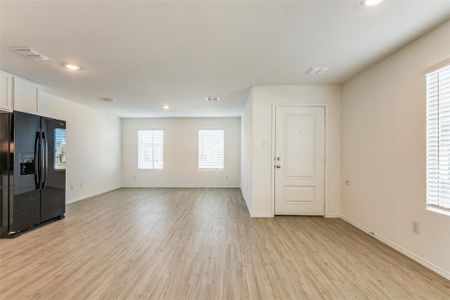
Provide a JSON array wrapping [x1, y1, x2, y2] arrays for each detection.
[[0, 188, 449, 300]]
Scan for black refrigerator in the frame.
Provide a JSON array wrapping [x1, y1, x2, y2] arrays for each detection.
[[0, 111, 66, 237]]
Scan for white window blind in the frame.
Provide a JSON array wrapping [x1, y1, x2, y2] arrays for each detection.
[[427, 64, 450, 212], [138, 130, 164, 169], [54, 128, 67, 170], [198, 130, 224, 169]]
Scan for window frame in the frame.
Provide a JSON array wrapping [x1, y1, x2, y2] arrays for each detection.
[[426, 62, 450, 217], [137, 129, 165, 170], [197, 129, 225, 171]]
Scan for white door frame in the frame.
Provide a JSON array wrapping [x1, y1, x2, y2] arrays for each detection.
[[271, 104, 328, 217]]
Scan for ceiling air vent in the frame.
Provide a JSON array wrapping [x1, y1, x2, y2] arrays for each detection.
[[306, 66, 330, 75], [13, 48, 50, 61], [99, 97, 115, 102], [205, 96, 220, 102]]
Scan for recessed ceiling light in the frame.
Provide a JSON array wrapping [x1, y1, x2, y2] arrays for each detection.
[[205, 96, 220, 102], [361, 0, 383, 7], [162, 105, 170, 110], [65, 63, 81, 71], [99, 97, 115, 102]]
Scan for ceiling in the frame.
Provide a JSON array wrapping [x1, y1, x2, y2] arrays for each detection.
[[1, 1, 449, 117]]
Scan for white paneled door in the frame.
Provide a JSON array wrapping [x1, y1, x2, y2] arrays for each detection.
[[275, 106, 325, 215]]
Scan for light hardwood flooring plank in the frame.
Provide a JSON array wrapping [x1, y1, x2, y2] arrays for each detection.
[[0, 188, 449, 299]]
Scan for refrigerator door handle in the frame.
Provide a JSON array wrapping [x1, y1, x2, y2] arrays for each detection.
[[41, 132, 48, 189], [34, 132, 41, 189]]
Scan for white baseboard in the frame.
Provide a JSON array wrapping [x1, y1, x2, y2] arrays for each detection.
[[325, 214, 340, 218], [340, 215, 450, 280], [66, 187, 121, 205], [250, 212, 274, 218], [239, 188, 253, 216], [123, 186, 240, 189]]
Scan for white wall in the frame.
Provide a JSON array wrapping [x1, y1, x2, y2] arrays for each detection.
[[38, 90, 122, 204], [242, 85, 342, 217], [342, 21, 450, 279], [241, 91, 253, 211], [122, 117, 241, 187]]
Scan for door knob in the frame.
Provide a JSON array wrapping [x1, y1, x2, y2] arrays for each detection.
[[275, 165, 281, 168]]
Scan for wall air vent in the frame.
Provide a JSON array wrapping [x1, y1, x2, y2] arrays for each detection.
[[13, 48, 50, 61], [306, 66, 330, 75]]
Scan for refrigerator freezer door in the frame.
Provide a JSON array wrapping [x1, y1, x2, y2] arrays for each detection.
[[40, 117, 66, 222], [12, 112, 41, 232]]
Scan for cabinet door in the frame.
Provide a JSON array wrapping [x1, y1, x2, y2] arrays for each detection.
[[0, 72, 13, 112], [13, 77, 38, 114]]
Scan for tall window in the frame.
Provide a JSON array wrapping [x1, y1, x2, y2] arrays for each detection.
[[138, 130, 164, 169], [426, 64, 450, 214], [54, 128, 67, 170], [198, 130, 224, 169]]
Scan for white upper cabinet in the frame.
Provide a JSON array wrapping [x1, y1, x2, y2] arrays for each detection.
[[13, 76, 39, 114], [0, 71, 13, 112]]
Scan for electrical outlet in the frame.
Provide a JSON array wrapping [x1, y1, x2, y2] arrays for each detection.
[[412, 221, 420, 234]]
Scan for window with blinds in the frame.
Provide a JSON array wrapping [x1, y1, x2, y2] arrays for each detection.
[[138, 130, 164, 170], [426, 64, 450, 214], [54, 128, 67, 170], [198, 130, 224, 169]]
